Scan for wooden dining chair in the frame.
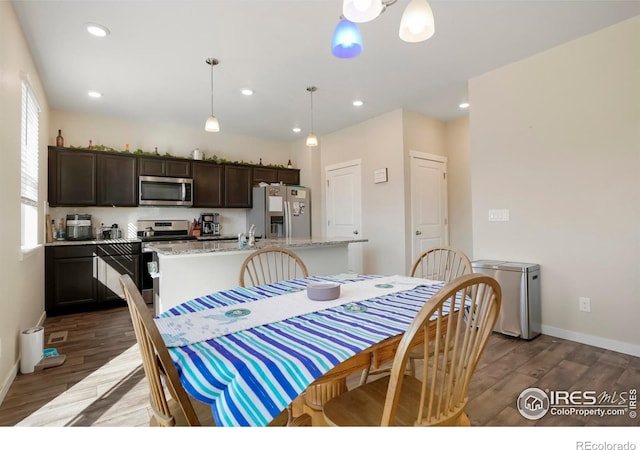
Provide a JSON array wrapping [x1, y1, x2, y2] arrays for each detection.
[[410, 245, 473, 281], [322, 273, 501, 426], [119, 274, 215, 426], [120, 274, 309, 427], [360, 246, 474, 384], [238, 247, 309, 287]]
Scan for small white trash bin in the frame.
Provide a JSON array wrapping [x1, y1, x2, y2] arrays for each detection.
[[20, 326, 44, 374]]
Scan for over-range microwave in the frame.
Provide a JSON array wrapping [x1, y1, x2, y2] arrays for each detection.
[[139, 176, 193, 207]]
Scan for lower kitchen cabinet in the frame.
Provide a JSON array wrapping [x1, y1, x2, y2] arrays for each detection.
[[97, 243, 141, 302], [45, 242, 141, 315]]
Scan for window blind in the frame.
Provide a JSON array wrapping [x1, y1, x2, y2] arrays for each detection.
[[21, 80, 40, 250]]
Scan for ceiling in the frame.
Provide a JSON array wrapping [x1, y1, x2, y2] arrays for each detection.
[[12, 1, 640, 142]]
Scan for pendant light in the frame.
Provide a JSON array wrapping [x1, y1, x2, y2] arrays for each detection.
[[331, 18, 363, 58], [343, 0, 383, 23], [205, 58, 220, 133], [334, 0, 435, 58], [399, 0, 435, 43], [305, 86, 318, 147]]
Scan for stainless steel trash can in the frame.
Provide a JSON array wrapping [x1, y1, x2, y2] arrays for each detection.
[[472, 260, 541, 340]]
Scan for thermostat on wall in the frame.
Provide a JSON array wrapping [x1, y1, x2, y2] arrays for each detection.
[[373, 168, 388, 184]]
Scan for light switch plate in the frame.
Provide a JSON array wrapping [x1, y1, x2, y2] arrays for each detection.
[[488, 209, 510, 222]]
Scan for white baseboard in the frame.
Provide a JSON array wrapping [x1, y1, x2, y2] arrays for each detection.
[[541, 325, 640, 358], [0, 311, 47, 406], [0, 363, 18, 406]]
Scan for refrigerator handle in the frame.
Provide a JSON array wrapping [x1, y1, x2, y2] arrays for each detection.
[[285, 201, 291, 239]]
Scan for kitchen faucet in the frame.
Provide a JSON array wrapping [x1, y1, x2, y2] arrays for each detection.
[[248, 224, 256, 247]]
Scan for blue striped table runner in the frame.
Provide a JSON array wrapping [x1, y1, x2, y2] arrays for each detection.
[[159, 274, 446, 427]]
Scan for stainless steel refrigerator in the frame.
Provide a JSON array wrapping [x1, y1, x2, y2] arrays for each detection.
[[247, 185, 311, 239]]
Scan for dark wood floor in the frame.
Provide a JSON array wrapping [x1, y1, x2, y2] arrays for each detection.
[[0, 304, 638, 427]]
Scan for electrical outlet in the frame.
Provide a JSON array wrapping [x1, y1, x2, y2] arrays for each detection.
[[579, 297, 591, 313]]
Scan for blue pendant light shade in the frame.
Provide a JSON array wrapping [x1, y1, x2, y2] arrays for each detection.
[[331, 19, 363, 58]]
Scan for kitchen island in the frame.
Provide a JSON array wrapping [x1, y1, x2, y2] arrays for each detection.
[[147, 237, 367, 313]]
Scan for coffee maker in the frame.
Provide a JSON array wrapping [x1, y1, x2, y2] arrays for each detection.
[[200, 212, 221, 236]]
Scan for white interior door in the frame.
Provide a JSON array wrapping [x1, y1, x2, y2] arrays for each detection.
[[325, 160, 362, 273], [410, 152, 448, 263]]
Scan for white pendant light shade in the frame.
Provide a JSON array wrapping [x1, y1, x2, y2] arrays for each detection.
[[343, 0, 383, 23], [399, 0, 435, 43], [306, 86, 318, 148], [205, 58, 220, 133], [205, 115, 220, 132], [306, 133, 318, 147]]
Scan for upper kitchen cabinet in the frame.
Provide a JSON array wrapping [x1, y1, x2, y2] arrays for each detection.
[[224, 165, 252, 208], [252, 166, 300, 186], [277, 168, 300, 185], [48, 147, 97, 206], [138, 156, 192, 178], [97, 153, 137, 206], [48, 147, 137, 207], [252, 167, 278, 184], [192, 161, 223, 207]]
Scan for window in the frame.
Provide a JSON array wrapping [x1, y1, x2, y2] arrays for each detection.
[[21, 79, 40, 252]]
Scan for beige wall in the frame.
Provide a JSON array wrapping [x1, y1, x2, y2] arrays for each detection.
[[0, 2, 50, 401], [469, 17, 640, 355], [50, 109, 293, 167], [445, 117, 473, 258], [318, 109, 452, 276], [402, 110, 447, 268], [320, 110, 407, 275]]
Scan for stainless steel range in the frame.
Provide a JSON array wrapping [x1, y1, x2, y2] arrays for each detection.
[[138, 219, 196, 304], [137, 219, 194, 242]]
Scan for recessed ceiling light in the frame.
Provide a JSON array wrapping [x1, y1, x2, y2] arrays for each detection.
[[352, 100, 364, 107], [88, 91, 103, 98], [86, 23, 110, 38], [240, 88, 254, 96], [292, 127, 301, 133], [459, 102, 470, 109]]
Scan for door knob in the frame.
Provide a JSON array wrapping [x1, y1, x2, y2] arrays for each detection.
[[415, 230, 422, 235]]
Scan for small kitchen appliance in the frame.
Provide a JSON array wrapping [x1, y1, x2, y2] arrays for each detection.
[[65, 214, 93, 240], [200, 212, 221, 236]]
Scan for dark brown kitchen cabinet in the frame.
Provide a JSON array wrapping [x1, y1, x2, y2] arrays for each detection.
[[45, 245, 97, 315], [45, 242, 141, 316], [192, 162, 223, 207], [277, 168, 300, 185], [48, 148, 97, 206], [48, 147, 138, 207], [224, 165, 252, 207], [96, 243, 141, 302], [253, 167, 278, 184], [97, 153, 137, 206], [252, 166, 300, 186], [138, 156, 192, 178]]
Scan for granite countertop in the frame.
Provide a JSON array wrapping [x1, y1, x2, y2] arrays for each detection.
[[146, 237, 368, 256], [45, 238, 142, 246]]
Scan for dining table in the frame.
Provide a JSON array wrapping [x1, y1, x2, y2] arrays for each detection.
[[154, 273, 452, 427]]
